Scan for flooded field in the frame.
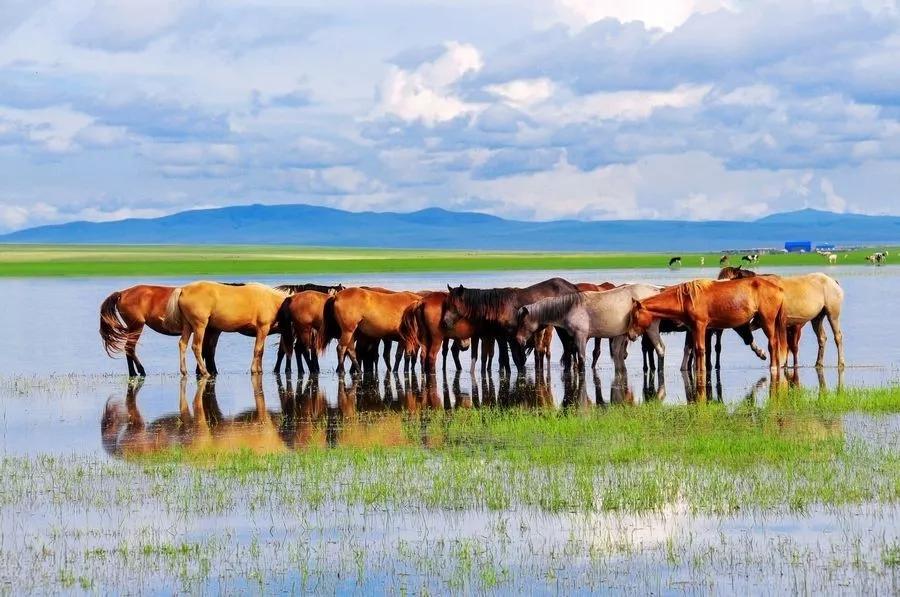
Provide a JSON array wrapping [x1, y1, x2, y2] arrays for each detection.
[[1, 265, 899, 593]]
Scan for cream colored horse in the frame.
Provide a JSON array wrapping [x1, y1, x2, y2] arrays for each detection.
[[166, 281, 288, 375]]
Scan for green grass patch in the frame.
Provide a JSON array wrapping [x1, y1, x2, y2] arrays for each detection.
[[0, 244, 894, 277]]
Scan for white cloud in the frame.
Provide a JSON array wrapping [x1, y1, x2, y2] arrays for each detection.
[[552, 0, 733, 31], [820, 178, 847, 212], [486, 78, 555, 107], [375, 41, 484, 125]]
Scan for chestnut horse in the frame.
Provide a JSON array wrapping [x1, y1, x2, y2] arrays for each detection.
[[275, 290, 335, 376], [627, 278, 787, 376], [442, 277, 580, 374], [100, 285, 220, 376], [717, 267, 845, 368], [165, 281, 289, 376], [273, 283, 343, 373], [399, 291, 475, 374], [324, 287, 421, 374]]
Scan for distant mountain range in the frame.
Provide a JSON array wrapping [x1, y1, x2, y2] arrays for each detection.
[[1, 204, 898, 251]]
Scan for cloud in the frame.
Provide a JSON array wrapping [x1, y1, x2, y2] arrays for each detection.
[[375, 41, 484, 125], [1, 0, 900, 232]]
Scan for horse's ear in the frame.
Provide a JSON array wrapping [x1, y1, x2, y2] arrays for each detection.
[[447, 284, 453, 292]]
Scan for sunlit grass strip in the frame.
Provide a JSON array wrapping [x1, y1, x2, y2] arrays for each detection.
[[0, 244, 894, 277]]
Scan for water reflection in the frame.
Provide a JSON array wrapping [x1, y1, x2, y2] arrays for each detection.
[[100, 364, 851, 458]]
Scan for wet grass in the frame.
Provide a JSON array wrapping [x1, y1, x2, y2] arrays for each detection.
[[0, 244, 894, 276], [1, 385, 898, 592]]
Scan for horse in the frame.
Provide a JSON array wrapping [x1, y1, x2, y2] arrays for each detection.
[[627, 278, 787, 376], [100, 285, 220, 376], [165, 281, 289, 376], [716, 267, 845, 368], [577, 281, 617, 367], [515, 284, 665, 372], [324, 287, 421, 374], [719, 254, 729, 266], [399, 291, 474, 374], [272, 283, 343, 374], [275, 290, 338, 376], [442, 277, 580, 374]]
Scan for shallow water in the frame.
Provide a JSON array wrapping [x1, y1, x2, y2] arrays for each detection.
[[1, 265, 898, 593]]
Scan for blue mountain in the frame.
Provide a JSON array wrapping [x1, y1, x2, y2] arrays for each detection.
[[1, 204, 897, 251]]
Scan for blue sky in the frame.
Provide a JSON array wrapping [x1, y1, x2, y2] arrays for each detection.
[[1, 0, 899, 231]]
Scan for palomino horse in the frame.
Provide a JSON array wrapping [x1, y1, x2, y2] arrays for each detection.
[[399, 291, 474, 374], [273, 283, 343, 373], [323, 287, 421, 374], [99, 285, 220, 376], [442, 277, 580, 374], [275, 290, 336, 376], [515, 284, 665, 372], [165, 281, 289, 376], [627, 278, 787, 376], [717, 267, 845, 368]]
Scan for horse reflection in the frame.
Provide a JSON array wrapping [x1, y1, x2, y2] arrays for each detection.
[[101, 375, 285, 458]]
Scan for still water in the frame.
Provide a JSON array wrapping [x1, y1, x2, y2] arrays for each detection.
[[0, 265, 897, 458]]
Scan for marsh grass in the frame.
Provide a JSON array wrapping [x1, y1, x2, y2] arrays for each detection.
[[2, 385, 899, 593]]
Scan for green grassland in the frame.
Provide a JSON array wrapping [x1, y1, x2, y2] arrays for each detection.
[[0, 244, 894, 277]]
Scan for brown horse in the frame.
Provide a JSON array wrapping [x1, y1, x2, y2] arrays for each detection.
[[99, 285, 220, 376], [275, 290, 335, 375], [273, 283, 343, 373], [717, 267, 845, 367], [399, 291, 477, 374], [442, 277, 580, 374], [324, 287, 421, 374], [628, 278, 787, 375], [165, 281, 289, 376]]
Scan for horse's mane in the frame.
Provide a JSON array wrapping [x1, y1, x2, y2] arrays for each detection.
[[222, 282, 246, 286], [717, 266, 757, 280], [670, 279, 714, 305], [449, 287, 518, 321], [522, 292, 583, 323], [276, 283, 342, 294]]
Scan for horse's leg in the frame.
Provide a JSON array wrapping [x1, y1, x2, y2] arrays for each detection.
[[441, 338, 449, 371], [826, 310, 845, 369], [692, 322, 708, 379], [202, 329, 221, 376], [451, 340, 462, 371], [274, 343, 285, 375], [811, 314, 827, 368], [714, 330, 722, 370], [191, 322, 209, 377], [381, 340, 392, 371], [485, 337, 495, 374], [704, 328, 714, 372], [610, 336, 629, 373], [647, 321, 665, 373], [591, 338, 602, 369], [251, 324, 270, 374], [733, 325, 766, 362], [125, 323, 144, 377], [787, 325, 802, 368], [641, 334, 654, 373], [470, 336, 479, 374], [393, 342, 403, 373], [573, 333, 587, 372], [497, 337, 510, 374], [758, 315, 779, 375]]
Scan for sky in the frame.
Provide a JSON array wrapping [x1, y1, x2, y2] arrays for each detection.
[[1, 0, 899, 232]]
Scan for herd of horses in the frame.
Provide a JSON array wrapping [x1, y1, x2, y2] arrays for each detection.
[[99, 267, 845, 380]]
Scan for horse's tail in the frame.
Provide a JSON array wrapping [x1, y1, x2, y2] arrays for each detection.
[[775, 299, 788, 367], [99, 291, 129, 356], [316, 296, 340, 355], [163, 287, 184, 331], [399, 301, 421, 352], [276, 296, 294, 355]]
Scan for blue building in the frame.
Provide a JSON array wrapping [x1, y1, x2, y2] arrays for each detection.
[[784, 241, 812, 253]]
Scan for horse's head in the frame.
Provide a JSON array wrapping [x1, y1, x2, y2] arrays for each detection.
[[627, 298, 653, 341], [514, 306, 539, 347], [442, 284, 466, 329]]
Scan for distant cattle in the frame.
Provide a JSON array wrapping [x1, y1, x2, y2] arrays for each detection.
[[668, 256, 682, 268]]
